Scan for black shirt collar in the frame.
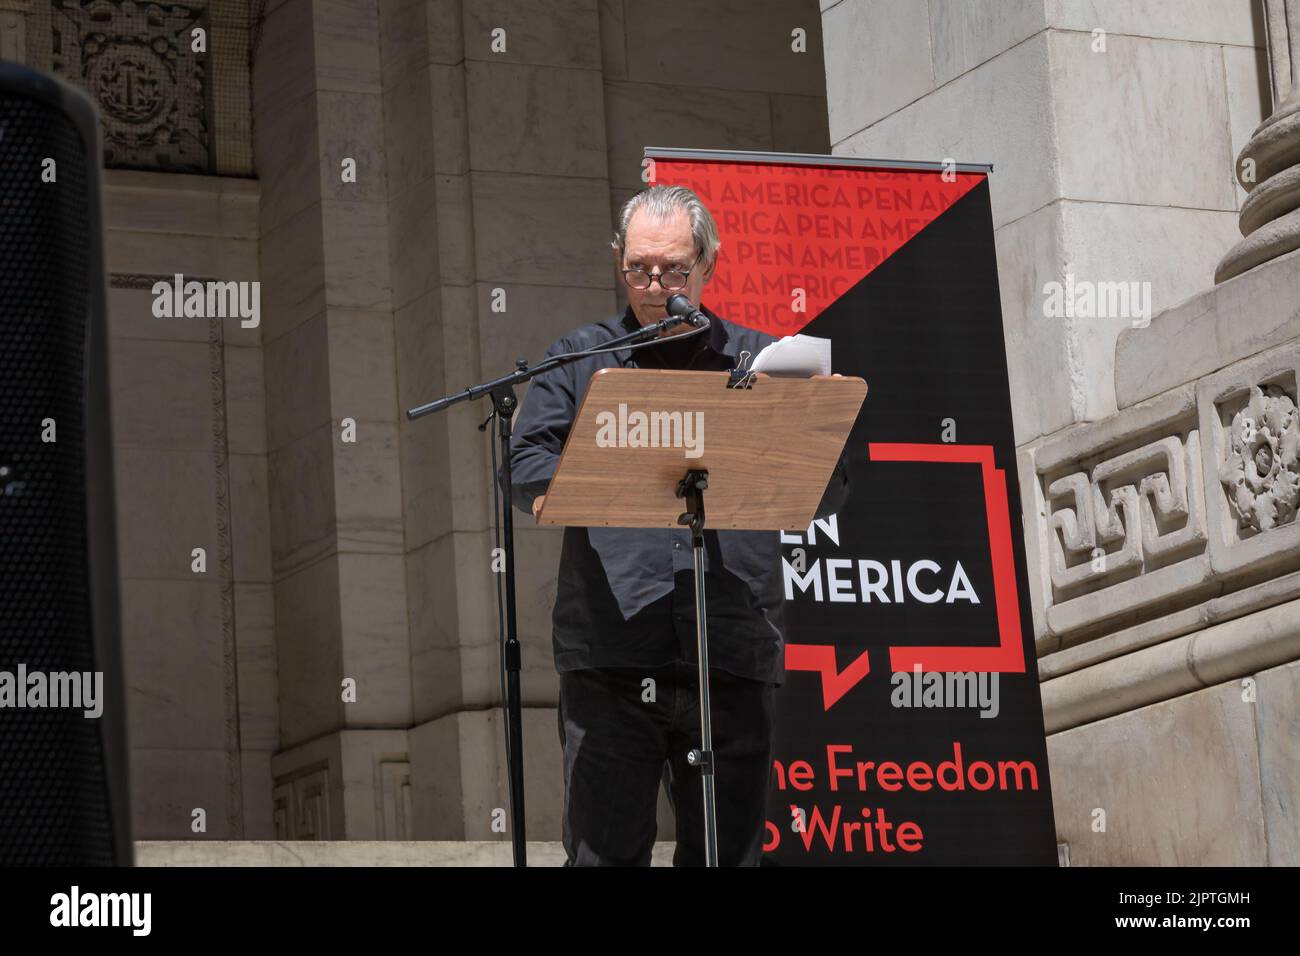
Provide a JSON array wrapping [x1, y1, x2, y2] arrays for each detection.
[[606, 302, 735, 366]]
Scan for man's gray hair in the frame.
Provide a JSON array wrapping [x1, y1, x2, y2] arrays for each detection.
[[611, 184, 721, 266]]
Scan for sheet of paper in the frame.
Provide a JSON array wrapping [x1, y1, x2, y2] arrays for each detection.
[[748, 334, 832, 377]]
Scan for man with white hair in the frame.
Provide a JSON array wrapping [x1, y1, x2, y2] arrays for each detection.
[[507, 184, 848, 866]]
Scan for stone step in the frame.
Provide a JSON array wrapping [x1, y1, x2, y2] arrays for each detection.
[[134, 840, 678, 866]]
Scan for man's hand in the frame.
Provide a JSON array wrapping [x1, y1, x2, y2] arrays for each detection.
[[532, 494, 547, 521]]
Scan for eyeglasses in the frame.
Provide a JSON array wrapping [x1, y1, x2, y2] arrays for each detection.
[[620, 254, 700, 291]]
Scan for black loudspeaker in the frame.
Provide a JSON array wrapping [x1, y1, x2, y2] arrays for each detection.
[[0, 61, 132, 865]]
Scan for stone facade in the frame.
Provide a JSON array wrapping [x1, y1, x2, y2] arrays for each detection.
[[0, 0, 831, 842], [825, 0, 1270, 444], [5, 0, 1291, 862], [824, 0, 1299, 863], [98, 169, 270, 841]]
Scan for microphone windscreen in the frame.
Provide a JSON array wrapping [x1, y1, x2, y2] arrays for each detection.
[[665, 294, 695, 318]]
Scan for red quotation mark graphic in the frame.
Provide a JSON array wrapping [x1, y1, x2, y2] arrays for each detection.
[[785, 443, 1027, 710]]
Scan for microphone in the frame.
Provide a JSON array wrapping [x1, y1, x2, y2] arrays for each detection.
[[665, 294, 710, 328]]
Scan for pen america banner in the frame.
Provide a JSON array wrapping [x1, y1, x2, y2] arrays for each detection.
[[648, 149, 1057, 865]]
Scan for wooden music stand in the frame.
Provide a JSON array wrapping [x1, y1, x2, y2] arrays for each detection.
[[538, 367, 867, 865]]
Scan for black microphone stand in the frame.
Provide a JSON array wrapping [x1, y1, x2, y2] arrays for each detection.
[[406, 311, 706, 867]]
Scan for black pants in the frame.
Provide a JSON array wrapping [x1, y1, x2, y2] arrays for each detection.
[[557, 660, 775, 866]]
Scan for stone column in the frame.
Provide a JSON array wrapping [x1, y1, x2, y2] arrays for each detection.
[[1217, 0, 1300, 281], [397, 0, 619, 842], [260, 0, 836, 845], [253, 0, 411, 840]]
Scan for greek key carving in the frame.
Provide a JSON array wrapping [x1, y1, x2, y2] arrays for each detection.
[[1047, 434, 1206, 592]]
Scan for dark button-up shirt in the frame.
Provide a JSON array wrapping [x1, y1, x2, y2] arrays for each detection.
[[505, 304, 849, 686]]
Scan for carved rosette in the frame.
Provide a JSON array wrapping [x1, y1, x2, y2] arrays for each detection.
[[1219, 384, 1300, 531]]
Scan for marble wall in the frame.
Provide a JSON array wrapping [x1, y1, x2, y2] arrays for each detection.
[[255, 0, 834, 843], [819, 0, 1299, 864], [0, 0, 829, 843], [101, 170, 273, 840], [26, 0, 1285, 863], [823, 0, 1271, 444]]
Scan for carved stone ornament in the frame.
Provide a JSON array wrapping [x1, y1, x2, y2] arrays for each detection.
[[1219, 384, 1300, 531], [52, 0, 211, 172]]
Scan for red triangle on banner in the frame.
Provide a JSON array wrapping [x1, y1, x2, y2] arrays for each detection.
[[653, 160, 985, 336]]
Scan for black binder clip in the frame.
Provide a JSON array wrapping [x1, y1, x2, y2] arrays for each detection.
[[727, 350, 756, 389]]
